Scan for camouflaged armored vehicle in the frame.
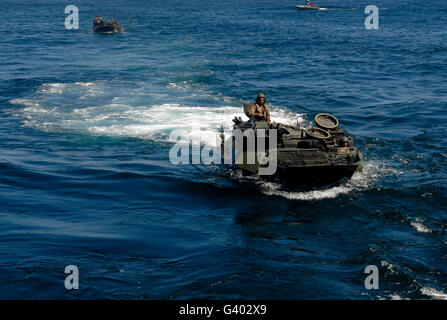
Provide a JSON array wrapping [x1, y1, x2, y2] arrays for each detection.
[[93, 17, 122, 34], [229, 104, 363, 187]]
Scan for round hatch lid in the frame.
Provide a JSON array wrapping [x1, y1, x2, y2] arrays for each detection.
[[305, 127, 331, 140], [315, 113, 339, 130]]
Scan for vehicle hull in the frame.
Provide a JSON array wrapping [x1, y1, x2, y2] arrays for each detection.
[[93, 25, 120, 34], [296, 5, 321, 10]]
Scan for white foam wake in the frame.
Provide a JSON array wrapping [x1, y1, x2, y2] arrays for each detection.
[[258, 161, 401, 201], [8, 80, 393, 200], [7, 81, 305, 147]]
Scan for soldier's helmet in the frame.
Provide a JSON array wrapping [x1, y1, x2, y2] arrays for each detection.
[[256, 93, 266, 101], [340, 136, 350, 146]]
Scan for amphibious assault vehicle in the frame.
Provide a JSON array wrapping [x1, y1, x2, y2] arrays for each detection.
[[227, 105, 363, 187]]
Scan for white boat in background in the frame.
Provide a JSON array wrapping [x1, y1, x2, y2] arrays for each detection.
[[296, 1, 321, 10]]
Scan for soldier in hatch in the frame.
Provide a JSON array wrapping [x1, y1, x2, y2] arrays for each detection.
[[94, 16, 106, 27], [248, 93, 271, 125]]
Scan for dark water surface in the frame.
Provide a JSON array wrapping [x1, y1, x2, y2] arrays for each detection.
[[0, 0, 446, 299]]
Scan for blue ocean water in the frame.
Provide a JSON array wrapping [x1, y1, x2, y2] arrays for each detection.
[[0, 0, 446, 299]]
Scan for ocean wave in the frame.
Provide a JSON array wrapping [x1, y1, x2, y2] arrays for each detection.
[[420, 287, 447, 300], [410, 218, 433, 233], [388, 294, 407, 300], [167, 80, 238, 104], [8, 98, 41, 108], [381, 260, 399, 274], [37, 82, 96, 94]]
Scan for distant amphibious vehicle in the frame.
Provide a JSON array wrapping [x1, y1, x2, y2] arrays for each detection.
[[228, 106, 363, 187], [93, 16, 122, 34]]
